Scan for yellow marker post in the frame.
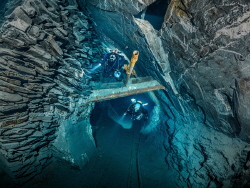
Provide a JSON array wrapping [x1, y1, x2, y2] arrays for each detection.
[[125, 50, 139, 86]]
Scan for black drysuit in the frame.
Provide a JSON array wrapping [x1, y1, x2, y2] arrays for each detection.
[[126, 102, 148, 121]]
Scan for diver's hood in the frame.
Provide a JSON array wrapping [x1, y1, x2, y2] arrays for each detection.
[[134, 103, 140, 111]]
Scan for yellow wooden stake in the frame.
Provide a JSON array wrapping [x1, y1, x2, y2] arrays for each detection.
[[125, 50, 139, 86]]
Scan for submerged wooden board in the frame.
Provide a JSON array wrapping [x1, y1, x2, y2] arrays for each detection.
[[88, 77, 165, 102]]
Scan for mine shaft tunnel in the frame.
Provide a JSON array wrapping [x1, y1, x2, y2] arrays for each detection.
[[87, 92, 170, 188], [81, 44, 167, 187], [90, 92, 156, 130], [1, 0, 249, 186], [2, 0, 250, 187]]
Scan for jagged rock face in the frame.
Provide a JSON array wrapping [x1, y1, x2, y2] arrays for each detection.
[[82, 0, 250, 186], [0, 0, 102, 183], [162, 0, 250, 140]]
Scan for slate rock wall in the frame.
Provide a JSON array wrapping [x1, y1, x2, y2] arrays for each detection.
[[161, 0, 250, 141], [0, 0, 101, 183], [156, 89, 250, 187]]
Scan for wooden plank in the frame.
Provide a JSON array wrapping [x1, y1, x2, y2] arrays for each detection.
[[88, 84, 165, 102], [88, 77, 165, 102], [131, 76, 154, 84], [95, 82, 124, 89]]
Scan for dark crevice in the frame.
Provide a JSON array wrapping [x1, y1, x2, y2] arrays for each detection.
[[232, 80, 241, 136], [244, 151, 250, 170], [134, 0, 170, 30]]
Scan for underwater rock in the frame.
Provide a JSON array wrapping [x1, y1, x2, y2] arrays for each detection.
[[7, 18, 30, 32], [0, 91, 23, 102], [8, 6, 32, 25], [0, 0, 103, 183], [28, 25, 40, 37]]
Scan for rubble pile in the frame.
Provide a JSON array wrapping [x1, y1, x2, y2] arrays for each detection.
[[0, 0, 103, 183]]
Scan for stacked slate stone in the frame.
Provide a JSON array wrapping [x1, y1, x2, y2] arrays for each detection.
[[0, 0, 103, 183]]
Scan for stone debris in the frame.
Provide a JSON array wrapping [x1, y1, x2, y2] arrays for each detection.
[[8, 18, 30, 32], [0, 91, 23, 102], [8, 6, 33, 25], [44, 35, 63, 56], [0, 0, 104, 184], [28, 26, 40, 37]]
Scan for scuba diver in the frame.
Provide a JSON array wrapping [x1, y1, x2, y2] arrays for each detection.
[[102, 50, 126, 81], [124, 99, 149, 121]]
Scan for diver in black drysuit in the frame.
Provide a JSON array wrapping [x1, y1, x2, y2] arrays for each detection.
[[102, 50, 126, 81], [124, 100, 148, 121]]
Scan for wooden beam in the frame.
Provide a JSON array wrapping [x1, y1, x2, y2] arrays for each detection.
[[88, 84, 165, 102]]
